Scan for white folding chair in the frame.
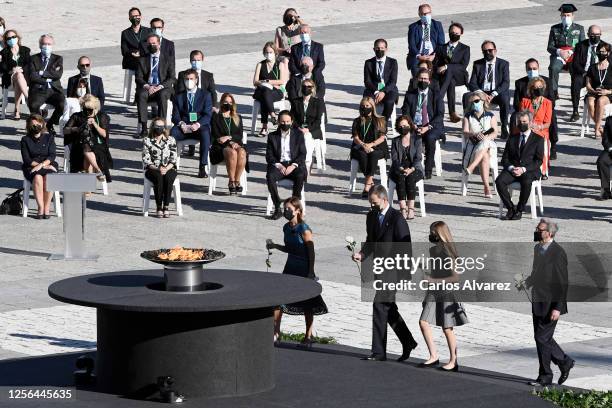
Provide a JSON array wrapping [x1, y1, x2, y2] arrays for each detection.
[[387, 179, 427, 217], [1, 85, 26, 120], [580, 88, 590, 138], [460, 141, 499, 196], [142, 173, 183, 217], [175, 138, 200, 170], [312, 113, 327, 170], [123, 69, 135, 104], [22, 179, 62, 218], [349, 158, 388, 193], [389, 102, 398, 137], [63, 145, 71, 173], [266, 179, 306, 215], [303, 132, 315, 175], [250, 98, 288, 136], [208, 132, 249, 196], [419, 140, 443, 177]]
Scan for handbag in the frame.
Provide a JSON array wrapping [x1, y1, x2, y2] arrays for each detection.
[[0, 189, 24, 215]]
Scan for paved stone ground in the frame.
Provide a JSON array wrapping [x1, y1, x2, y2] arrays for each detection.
[[1, 0, 612, 393]]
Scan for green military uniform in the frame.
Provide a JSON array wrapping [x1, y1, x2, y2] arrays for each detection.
[[547, 22, 585, 93]]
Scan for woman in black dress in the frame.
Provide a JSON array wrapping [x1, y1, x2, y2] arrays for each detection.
[[210, 92, 248, 195], [585, 43, 612, 137], [0, 29, 30, 119], [20, 114, 58, 219], [351, 96, 388, 197], [390, 115, 423, 220], [63, 94, 113, 182], [252, 41, 288, 136]]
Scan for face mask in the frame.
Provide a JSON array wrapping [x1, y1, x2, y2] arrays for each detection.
[[417, 80, 429, 90], [420, 15, 432, 24], [279, 123, 291, 132], [77, 88, 87, 97], [519, 123, 529, 132], [130, 17, 141, 26], [369, 204, 381, 215], [449, 33, 461, 42], [283, 208, 294, 221], [154, 28, 163, 38], [300, 33, 311, 43], [83, 108, 94, 117], [301, 65, 310, 75], [79, 68, 90, 77], [191, 60, 203, 70], [185, 79, 196, 90], [152, 125, 165, 135], [597, 53, 609, 62], [472, 101, 483, 112], [533, 231, 543, 242], [428, 233, 440, 243], [359, 106, 371, 116], [265, 52, 275, 62], [562, 16, 572, 26], [283, 15, 295, 25], [149, 44, 159, 54], [301, 86, 312, 96], [7, 38, 17, 47], [374, 49, 385, 59], [527, 69, 539, 79], [483, 52, 494, 61], [29, 123, 43, 134], [41, 45, 52, 57], [589, 35, 601, 45], [398, 126, 411, 135], [221, 103, 232, 112], [532, 88, 544, 97]]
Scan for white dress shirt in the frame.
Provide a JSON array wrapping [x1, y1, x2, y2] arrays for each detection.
[[419, 22, 434, 56], [483, 58, 496, 94], [279, 129, 292, 163]]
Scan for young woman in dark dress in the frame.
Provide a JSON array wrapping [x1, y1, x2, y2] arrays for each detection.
[[585, 43, 612, 137]]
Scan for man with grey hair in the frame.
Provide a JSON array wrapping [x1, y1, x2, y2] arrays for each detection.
[[352, 185, 417, 362], [28, 34, 65, 135], [496, 110, 545, 220], [286, 56, 325, 100], [524, 218, 574, 386]]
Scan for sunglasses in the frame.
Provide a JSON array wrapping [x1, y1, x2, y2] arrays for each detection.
[[6, 35, 17, 40], [302, 85, 313, 89], [79, 64, 90, 68], [483, 48, 495, 52]]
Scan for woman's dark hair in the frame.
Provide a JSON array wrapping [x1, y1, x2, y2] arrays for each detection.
[[596, 42, 611, 54], [284, 196, 304, 223], [282, 8, 297, 24], [26, 114, 46, 135], [3, 29, 21, 46], [394, 115, 416, 133]]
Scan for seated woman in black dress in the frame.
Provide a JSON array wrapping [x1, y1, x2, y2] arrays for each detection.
[[63, 94, 113, 182], [20, 114, 58, 219], [351, 96, 388, 197], [290, 78, 325, 172], [0, 29, 30, 120], [585, 43, 612, 137], [390, 115, 423, 220], [210, 92, 248, 195]]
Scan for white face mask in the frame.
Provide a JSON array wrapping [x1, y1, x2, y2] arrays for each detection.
[[154, 28, 163, 38], [301, 33, 311, 43], [265, 52, 275, 62], [77, 88, 87, 97], [185, 79, 196, 90], [562, 16, 572, 26]]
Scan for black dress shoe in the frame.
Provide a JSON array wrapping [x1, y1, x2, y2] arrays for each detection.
[[134, 128, 147, 139], [228, 183, 237, 195], [187, 145, 196, 157], [554, 90, 559, 101], [569, 112, 580, 122], [504, 208, 515, 220], [549, 148, 557, 160], [512, 210, 523, 220], [527, 379, 552, 387], [597, 190, 612, 200], [558, 359, 575, 385], [438, 362, 459, 372], [440, 134, 447, 145], [361, 354, 386, 361], [235, 184, 244, 194], [198, 166, 208, 178], [269, 208, 283, 220], [418, 359, 439, 368], [397, 341, 418, 362], [424, 172, 432, 180]]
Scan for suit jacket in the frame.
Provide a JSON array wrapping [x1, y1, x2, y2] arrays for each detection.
[[571, 39, 610, 76], [363, 56, 398, 96], [160, 38, 175, 62], [526, 241, 569, 316], [389, 134, 424, 180], [401, 87, 444, 129], [135, 53, 176, 90], [513, 75, 554, 111], [171, 89, 212, 129], [175, 69, 217, 106], [290, 96, 325, 140], [0, 46, 31, 87], [468, 57, 510, 95], [289, 41, 325, 80], [120, 26, 152, 70], [602, 116, 612, 151], [286, 73, 326, 100], [433, 42, 470, 85], [406, 19, 445, 69], [28, 53, 64, 94], [501, 131, 544, 177], [266, 128, 306, 168], [366, 206, 411, 243], [66, 74, 106, 108]]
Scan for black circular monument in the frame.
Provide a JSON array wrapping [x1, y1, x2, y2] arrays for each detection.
[[48, 268, 321, 399]]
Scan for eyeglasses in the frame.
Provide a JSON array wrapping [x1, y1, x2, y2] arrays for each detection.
[[302, 86, 313, 89], [79, 64, 90, 68], [483, 48, 496, 52], [6, 35, 17, 40]]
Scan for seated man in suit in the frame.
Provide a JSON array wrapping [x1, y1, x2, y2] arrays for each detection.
[[513, 58, 558, 160], [406, 3, 444, 76], [289, 24, 325, 85], [27, 34, 65, 135], [135, 33, 176, 138], [596, 115, 612, 200], [67, 56, 105, 108], [120, 7, 151, 73], [401, 68, 445, 179], [496, 111, 545, 220], [266, 110, 307, 220], [569, 25, 607, 122], [286, 56, 325, 101], [467, 40, 511, 139], [434, 22, 469, 123], [150, 18, 175, 64], [171, 69, 213, 178], [363, 39, 398, 121]]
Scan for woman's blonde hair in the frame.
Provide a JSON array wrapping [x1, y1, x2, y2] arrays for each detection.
[[527, 77, 546, 98], [81, 94, 101, 115], [219, 92, 241, 126], [302, 78, 317, 97], [358, 96, 385, 130], [465, 90, 491, 115], [429, 221, 458, 259], [147, 117, 169, 139]]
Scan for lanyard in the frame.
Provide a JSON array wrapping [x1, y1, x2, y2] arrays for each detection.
[[362, 119, 372, 138], [598, 68, 608, 87], [223, 116, 232, 134], [417, 93, 426, 110], [187, 93, 195, 112], [270, 63, 280, 80]]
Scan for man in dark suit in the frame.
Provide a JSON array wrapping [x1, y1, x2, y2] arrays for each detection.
[[513, 58, 558, 160], [434, 22, 470, 123], [569, 25, 607, 122], [120, 7, 151, 72], [363, 39, 398, 120], [525, 218, 574, 386], [596, 116, 612, 200], [286, 56, 325, 100], [28, 34, 65, 135], [401, 68, 445, 179], [352, 185, 418, 362], [406, 4, 445, 76], [289, 25, 325, 85], [496, 111, 545, 220], [150, 18, 175, 65], [66, 56, 105, 108], [171, 69, 212, 178], [266, 110, 307, 220], [467, 40, 511, 138], [135, 33, 176, 138]]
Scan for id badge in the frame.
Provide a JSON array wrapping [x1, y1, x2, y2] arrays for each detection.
[[377, 81, 385, 91], [414, 111, 423, 126], [280, 84, 286, 93], [189, 112, 198, 122]]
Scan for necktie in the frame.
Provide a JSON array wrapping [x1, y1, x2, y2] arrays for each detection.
[[448, 44, 455, 59], [423, 24, 430, 41], [421, 93, 429, 125], [187, 93, 194, 110], [591, 46, 598, 65], [42, 56, 51, 88], [304, 43, 310, 57], [377, 61, 383, 81], [520, 133, 526, 153], [151, 56, 159, 85], [378, 212, 385, 226], [486, 63, 493, 85]]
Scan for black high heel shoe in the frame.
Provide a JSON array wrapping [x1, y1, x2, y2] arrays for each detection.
[[439, 362, 459, 372]]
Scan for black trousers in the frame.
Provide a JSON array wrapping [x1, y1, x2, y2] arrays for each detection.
[[532, 314, 571, 382], [365, 90, 398, 120], [351, 147, 386, 177], [29, 88, 65, 127], [254, 88, 284, 124], [145, 167, 177, 209], [570, 73, 586, 113], [266, 164, 306, 208], [393, 170, 423, 201], [136, 87, 172, 125], [372, 302, 416, 357], [597, 150, 612, 191], [495, 170, 535, 212], [438, 66, 466, 114]]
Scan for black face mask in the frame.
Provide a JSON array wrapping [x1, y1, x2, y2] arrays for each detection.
[[417, 80, 429, 90], [28, 124, 43, 134], [449, 33, 461, 42], [221, 103, 232, 112], [398, 126, 411, 135], [597, 53, 609, 62], [532, 88, 544, 97], [589, 35, 601, 45], [152, 126, 165, 135], [148, 44, 159, 54], [279, 123, 291, 132], [428, 233, 440, 243], [519, 123, 529, 132], [374, 49, 385, 59], [301, 65, 310, 75], [283, 208, 294, 220], [83, 109, 94, 117], [130, 17, 141, 26], [360, 106, 372, 116], [483, 52, 495, 61], [79, 68, 89, 76], [301, 86, 313, 96], [283, 15, 295, 25], [533, 231, 543, 242], [369, 204, 381, 215]]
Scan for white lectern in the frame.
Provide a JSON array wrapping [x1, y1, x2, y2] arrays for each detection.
[[46, 173, 99, 261]]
